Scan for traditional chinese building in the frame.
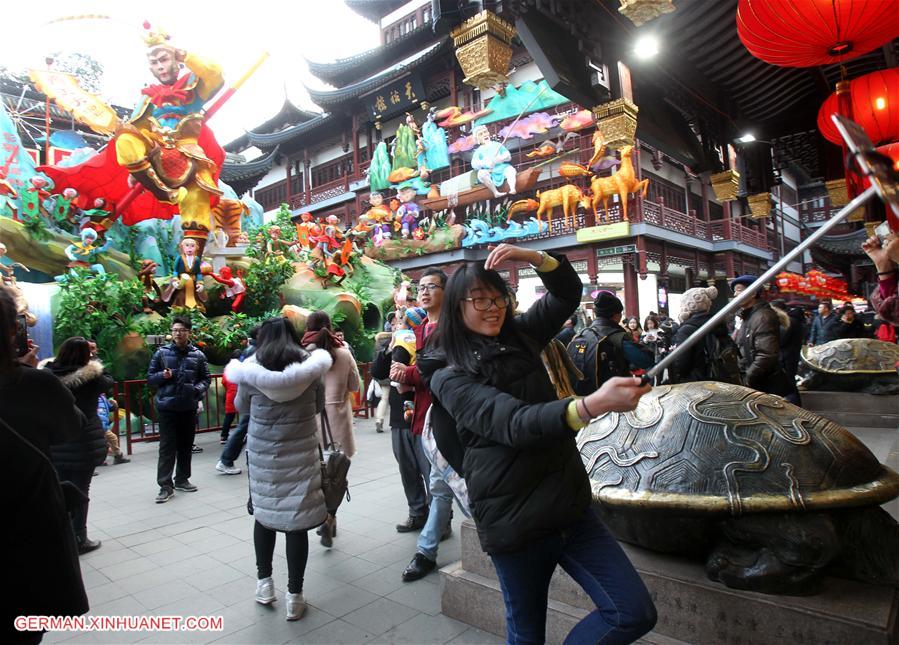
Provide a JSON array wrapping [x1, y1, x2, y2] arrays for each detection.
[[224, 0, 893, 318]]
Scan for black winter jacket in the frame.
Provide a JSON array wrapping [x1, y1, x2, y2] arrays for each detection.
[[2, 419, 89, 643], [147, 343, 211, 412], [669, 311, 730, 383], [736, 302, 791, 394], [0, 365, 82, 459], [424, 254, 588, 555], [44, 360, 113, 470], [779, 307, 806, 379]]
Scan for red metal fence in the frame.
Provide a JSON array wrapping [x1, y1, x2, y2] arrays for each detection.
[[116, 363, 374, 455]]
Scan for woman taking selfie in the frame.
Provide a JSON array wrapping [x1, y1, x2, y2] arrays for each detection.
[[423, 244, 656, 644]]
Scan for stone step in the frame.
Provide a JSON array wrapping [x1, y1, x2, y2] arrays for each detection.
[[801, 391, 899, 417], [441, 562, 690, 645], [828, 412, 899, 429], [450, 521, 899, 644]]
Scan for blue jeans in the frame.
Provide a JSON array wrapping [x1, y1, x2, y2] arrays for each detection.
[[219, 414, 248, 467], [416, 464, 454, 561], [490, 509, 656, 645]]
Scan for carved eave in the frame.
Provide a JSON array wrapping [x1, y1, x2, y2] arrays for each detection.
[[306, 23, 438, 87], [306, 39, 448, 110], [345, 0, 407, 22]]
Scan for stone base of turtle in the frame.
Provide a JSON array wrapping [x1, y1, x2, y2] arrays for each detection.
[[595, 504, 899, 596], [578, 381, 899, 596]]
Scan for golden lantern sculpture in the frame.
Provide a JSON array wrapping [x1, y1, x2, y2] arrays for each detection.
[[709, 169, 740, 202], [746, 192, 771, 219], [451, 11, 517, 90], [591, 98, 639, 148], [825, 178, 865, 221], [618, 0, 676, 27]]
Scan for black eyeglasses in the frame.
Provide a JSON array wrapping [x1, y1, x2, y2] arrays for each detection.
[[463, 295, 511, 311]]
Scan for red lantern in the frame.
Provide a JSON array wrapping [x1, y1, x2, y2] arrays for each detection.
[[877, 142, 899, 171], [818, 68, 899, 145], [737, 0, 899, 68]]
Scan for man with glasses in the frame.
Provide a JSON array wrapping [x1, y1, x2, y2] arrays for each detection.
[[390, 267, 455, 581], [147, 315, 210, 503]]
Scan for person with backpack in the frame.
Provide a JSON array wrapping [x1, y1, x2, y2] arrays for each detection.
[[669, 286, 742, 385], [568, 292, 654, 395], [731, 276, 792, 396]]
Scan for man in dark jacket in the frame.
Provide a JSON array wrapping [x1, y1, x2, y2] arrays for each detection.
[[568, 292, 653, 395], [148, 316, 210, 503], [808, 301, 839, 345], [834, 304, 867, 339], [731, 276, 791, 395], [771, 299, 805, 383]]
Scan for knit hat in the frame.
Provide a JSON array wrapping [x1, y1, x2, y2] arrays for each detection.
[[678, 286, 718, 323], [729, 275, 758, 292], [593, 291, 624, 318], [403, 306, 426, 329]]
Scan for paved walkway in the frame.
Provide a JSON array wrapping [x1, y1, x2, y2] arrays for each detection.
[[44, 418, 498, 645]]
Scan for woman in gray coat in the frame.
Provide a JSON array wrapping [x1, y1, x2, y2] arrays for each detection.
[[224, 318, 332, 622]]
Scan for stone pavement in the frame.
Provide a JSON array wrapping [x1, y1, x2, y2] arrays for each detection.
[[43, 418, 500, 645]]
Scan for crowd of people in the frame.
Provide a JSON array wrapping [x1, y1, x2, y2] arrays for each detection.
[[4, 230, 898, 643]]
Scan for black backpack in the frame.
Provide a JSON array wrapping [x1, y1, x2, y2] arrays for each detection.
[[568, 325, 629, 396], [701, 333, 743, 385]]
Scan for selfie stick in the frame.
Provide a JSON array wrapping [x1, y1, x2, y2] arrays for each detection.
[[644, 184, 877, 382]]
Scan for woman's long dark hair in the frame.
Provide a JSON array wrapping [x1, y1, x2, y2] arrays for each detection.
[[430, 262, 515, 373], [56, 337, 91, 368], [0, 286, 18, 374], [304, 310, 342, 358], [254, 318, 307, 372]]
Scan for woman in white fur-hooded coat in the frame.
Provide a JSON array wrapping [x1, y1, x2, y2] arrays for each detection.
[[225, 324, 333, 533]]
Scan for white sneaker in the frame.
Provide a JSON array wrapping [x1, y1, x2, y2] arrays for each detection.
[[285, 592, 306, 621], [255, 577, 275, 605], [216, 461, 242, 475]]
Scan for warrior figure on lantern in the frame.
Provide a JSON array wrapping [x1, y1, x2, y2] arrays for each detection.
[[114, 25, 224, 254]]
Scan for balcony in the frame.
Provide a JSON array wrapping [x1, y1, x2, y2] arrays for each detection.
[[289, 177, 352, 210]]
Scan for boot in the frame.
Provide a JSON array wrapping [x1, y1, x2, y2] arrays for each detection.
[[76, 534, 101, 555], [125, 160, 186, 205], [319, 514, 336, 548]]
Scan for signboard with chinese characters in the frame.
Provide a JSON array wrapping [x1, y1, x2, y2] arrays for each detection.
[[596, 243, 637, 257], [367, 75, 425, 121], [575, 221, 630, 243]]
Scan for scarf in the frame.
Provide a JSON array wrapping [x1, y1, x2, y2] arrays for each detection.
[[301, 328, 342, 353], [141, 74, 192, 107]]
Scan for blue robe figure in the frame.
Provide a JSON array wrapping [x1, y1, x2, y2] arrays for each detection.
[[471, 125, 517, 198]]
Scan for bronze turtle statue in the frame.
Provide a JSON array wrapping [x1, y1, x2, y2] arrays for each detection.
[[577, 382, 899, 595], [800, 338, 899, 394]]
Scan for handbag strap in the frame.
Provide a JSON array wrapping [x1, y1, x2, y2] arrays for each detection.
[[320, 406, 335, 448]]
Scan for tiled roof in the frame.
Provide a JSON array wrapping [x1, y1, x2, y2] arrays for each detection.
[[306, 39, 448, 109], [345, 0, 407, 22], [220, 146, 280, 196], [237, 113, 335, 149], [224, 99, 320, 152], [306, 23, 437, 86]]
